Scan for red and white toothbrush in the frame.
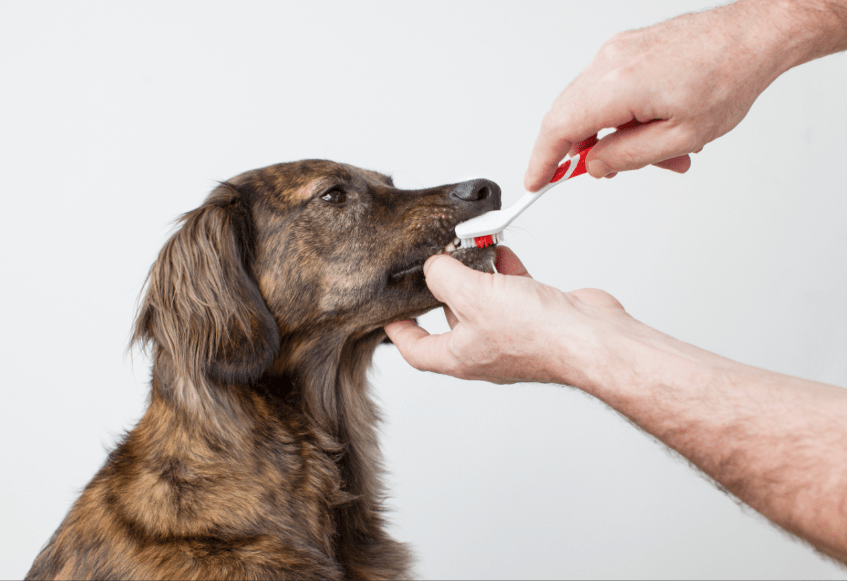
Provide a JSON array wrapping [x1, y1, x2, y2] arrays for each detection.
[[454, 121, 643, 250]]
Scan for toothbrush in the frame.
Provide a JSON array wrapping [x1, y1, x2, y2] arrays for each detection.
[[455, 137, 596, 250], [454, 117, 653, 249]]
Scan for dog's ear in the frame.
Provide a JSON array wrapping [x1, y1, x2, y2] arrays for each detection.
[[133, 183, 280, 387]]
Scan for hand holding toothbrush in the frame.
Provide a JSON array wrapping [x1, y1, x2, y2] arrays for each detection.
[[523, 0, 847, 191], [386, 0, 847, 563], [455, 120, 642, 250], [390, 0, 847, 382]]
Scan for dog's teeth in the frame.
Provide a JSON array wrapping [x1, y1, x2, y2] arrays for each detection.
[[443, 241, 457, 254], [453, 237, 461, 246]]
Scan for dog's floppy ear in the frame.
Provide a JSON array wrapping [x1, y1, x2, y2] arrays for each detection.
[[133, 183, 280, 387]]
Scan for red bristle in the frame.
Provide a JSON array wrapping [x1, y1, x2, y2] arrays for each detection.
[[474, 235, 494, 248]]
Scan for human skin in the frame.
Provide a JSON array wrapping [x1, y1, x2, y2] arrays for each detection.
[[386, 0, 847, 562], [387, 248, 847, 562], [524, 0, 847, 188]]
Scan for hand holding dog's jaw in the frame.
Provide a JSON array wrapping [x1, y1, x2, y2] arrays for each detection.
[[385, 246, 635, 387], [387, 248, 847, 564]]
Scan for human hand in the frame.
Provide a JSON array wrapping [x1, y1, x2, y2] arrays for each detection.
[[384, 246, 631, 386], [524, 1, 794, 189]]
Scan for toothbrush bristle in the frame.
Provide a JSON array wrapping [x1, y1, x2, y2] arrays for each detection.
[[475, 235, 494, 248], [470, 232, 503, 248], [458, 232, 502, 250]]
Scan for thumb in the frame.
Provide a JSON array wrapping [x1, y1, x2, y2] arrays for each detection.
[[588, 121, 698, 175], [422, 254, 489, 311]]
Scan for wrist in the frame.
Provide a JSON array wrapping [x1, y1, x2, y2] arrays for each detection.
[[551, 312, 729, 408], [544, 306, 662, 394]]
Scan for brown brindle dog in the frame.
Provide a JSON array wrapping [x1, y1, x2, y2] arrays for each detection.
[[26, 160, 500, 580]]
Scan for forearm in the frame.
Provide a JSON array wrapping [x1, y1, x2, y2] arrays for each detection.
[[386, 251, 847, 558], [676, 0, 847, 91], [754, 0, 847, 70], [565, 318, 847, 561]]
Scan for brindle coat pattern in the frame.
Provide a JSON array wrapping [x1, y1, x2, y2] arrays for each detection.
[[27, 160, 500, 580]]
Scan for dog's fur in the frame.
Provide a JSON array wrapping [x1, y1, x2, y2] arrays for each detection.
[[26, 160, 500, 580]]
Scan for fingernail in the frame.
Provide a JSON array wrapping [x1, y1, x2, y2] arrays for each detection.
[[587, 159, 611, 178]]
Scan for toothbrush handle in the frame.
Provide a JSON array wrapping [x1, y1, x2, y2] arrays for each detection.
[[550, 119, 650, 183], [550, 144, 593, 183]]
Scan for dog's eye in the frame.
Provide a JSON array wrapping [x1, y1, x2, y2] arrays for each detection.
[[320, 188, 347, 204]]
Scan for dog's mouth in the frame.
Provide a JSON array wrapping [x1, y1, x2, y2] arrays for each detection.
[[388, 235, 497, 284]]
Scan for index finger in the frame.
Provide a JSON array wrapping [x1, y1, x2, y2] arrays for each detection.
[[524, 89, 637, 191]]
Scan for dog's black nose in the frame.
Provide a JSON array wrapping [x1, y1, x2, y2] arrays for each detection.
[[450, 178, 501, 205]]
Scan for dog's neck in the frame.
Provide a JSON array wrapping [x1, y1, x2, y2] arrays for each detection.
[[260, 328, 389, 506], [136, 328, 390, 550]]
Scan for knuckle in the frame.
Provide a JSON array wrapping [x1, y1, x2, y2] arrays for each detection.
[[674, 124, 705, 154], [598, 32, 631, 60], [407, 353, 430, 373], [540, 109, 578, 153], [611, 145, 643, 169], [541, 108, 564, 135]]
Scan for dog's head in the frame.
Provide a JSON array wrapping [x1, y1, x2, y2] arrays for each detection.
[[134, 160, 500, 387]]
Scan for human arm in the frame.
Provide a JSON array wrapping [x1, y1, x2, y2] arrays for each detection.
[[525, 0, 847, 188], [385, 248, 847, 562]]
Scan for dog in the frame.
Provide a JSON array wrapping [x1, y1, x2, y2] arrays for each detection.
[[26, 159, 501, 580]]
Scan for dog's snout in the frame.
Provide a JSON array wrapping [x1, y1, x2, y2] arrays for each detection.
[[451, 179, 501, 206]]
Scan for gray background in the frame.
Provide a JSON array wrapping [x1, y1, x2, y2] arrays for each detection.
[[2, 1, 846, 578]]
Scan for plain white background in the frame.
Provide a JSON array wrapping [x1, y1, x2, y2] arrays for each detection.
[[2, 1, 846, 578]]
